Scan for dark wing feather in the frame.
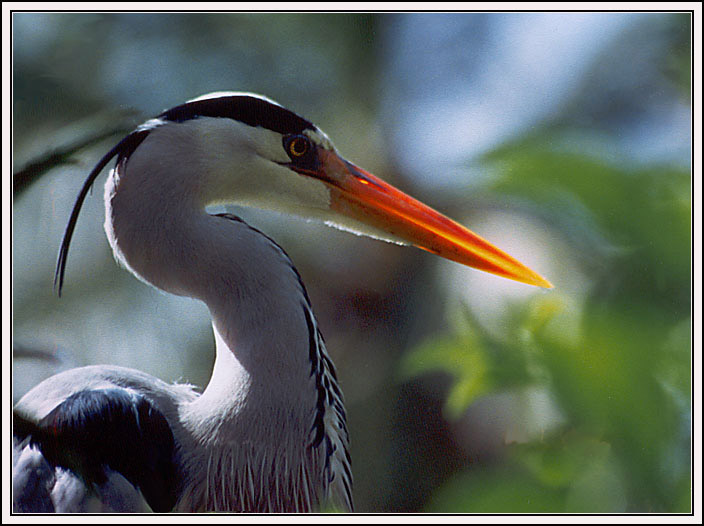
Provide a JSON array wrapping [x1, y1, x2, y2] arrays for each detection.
[[14, 388, 179, 512]]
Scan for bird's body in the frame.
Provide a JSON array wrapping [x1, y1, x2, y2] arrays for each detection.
[[13, 92, 550, 513]]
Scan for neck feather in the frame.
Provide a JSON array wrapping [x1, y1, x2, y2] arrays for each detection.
[[106, 163, 318, 429], [104, 130, 351, 511]]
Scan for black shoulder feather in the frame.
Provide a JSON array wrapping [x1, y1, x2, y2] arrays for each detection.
[[14, 388, 179, 512]]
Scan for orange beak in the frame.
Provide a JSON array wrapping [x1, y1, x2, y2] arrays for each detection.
[[304, 149, 552, 288]]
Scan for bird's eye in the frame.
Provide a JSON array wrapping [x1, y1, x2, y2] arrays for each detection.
[[286, 135, 311, 158]]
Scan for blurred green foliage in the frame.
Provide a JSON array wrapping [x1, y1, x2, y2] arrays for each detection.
[[402, 136, 691, 513]]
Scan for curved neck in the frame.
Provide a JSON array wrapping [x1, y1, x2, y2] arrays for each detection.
[[103, 129, 352, 511], [182, 214, 317, 443], [104, 149, 318, 447]]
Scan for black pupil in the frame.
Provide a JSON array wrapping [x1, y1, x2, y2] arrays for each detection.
[[291, 137, 307, 156]]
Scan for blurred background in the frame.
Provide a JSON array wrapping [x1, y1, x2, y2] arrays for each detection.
[[12, 12, 691, 513]]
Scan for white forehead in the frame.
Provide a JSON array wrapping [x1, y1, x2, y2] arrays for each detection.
[[303, 128, 334, 150], [188, 91, 282, 106]]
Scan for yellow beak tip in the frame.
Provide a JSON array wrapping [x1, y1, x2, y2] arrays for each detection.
[[531, 275, 554, 289]]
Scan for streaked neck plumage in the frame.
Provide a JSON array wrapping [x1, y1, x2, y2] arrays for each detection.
[[104, 121, 351, 512]]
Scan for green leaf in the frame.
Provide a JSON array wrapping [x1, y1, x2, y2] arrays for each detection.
[[485, 141, 691, 319], [427, 434, 627, 513], [398, 332, 491, 419]]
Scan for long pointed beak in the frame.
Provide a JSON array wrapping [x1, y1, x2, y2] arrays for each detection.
[[315, 149, 552, 288]]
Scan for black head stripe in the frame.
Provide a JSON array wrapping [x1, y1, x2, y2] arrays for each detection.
[[159, 95, 316, 135]]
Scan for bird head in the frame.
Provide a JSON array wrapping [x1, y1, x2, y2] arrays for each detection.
[[56, 92, 552, 293], [181, 92, 551, 288]]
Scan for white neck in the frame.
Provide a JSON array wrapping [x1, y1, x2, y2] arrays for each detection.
[[105, 155, 317, 430], [177, 214, 318, 444], [103, 123, 350, 511]]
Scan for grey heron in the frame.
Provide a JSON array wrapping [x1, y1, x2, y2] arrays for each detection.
[[13, 92, 552, 513]]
